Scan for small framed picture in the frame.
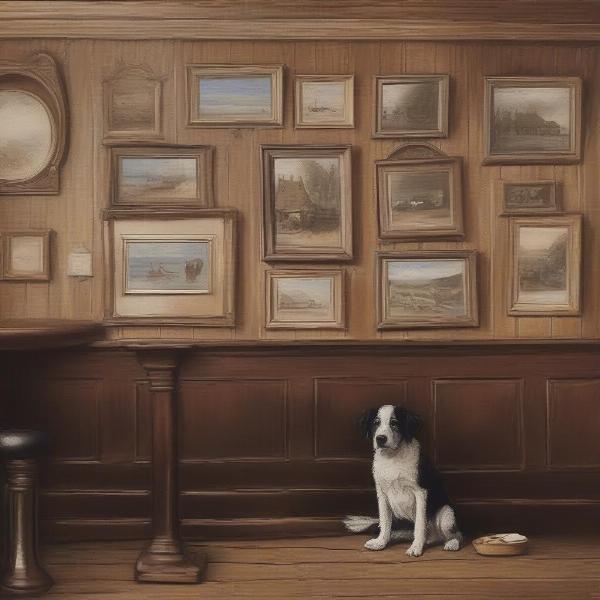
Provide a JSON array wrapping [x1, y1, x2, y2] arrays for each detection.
[[484, 77, 582, 164], [262, 144, 352, 261], [111, 146, 213, 207], [103, 64, 164, 142], [104, 208, 236, 326], [295, 75, 354, 128], [500, 181, 561, 215], [265, 269, 345, 329], [508, 214, 582, 316], [186, 64, 283, 127], [374, 75, 449, 138], [376, 144, 463, 240], [377, 251, 479, 330], [3, 230, 51, 281]]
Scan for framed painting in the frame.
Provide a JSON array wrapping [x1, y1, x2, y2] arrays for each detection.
[[111, 146, 213, 207], [484, 77, 582, 164], [103, 208, 236, 326], [186, 64, 283, 127], [377, 251, 479, 330], [376, 143, 463, 240], [265, 269, 345, 329], [508, 214, 582, 315], [262, 145, 352, 261], [374, 75, 449, 138], [500, 180, 561, 215], [103, 64, 164, 142], [294, 75, 354, 128], [2, 229, 51, 281]]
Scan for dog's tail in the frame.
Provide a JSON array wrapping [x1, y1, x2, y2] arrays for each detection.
[[343, 515, 378, 533]]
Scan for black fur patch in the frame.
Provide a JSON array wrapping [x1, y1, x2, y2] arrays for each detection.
[[358, 408, 378, 439], [393, 406, 422, 443]]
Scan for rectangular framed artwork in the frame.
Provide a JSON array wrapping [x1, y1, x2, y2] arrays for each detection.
[[508, 214, 582, 315], [294, 75, 354, 128], [377, 251, 479, 329], [500, 180, 561, 215], [2, 229, 51, 281], [265, 269, 345, 329], [186, 64, 283, 127], [262, 145, 352, 261]]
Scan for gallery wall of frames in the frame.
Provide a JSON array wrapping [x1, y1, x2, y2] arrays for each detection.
[[1, 39, 600, 341]]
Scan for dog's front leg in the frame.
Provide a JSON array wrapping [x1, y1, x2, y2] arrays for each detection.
[[365, 485, 392, 551], [406, 489, 427, 557]]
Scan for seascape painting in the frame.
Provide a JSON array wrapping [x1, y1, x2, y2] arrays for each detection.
[[109, 79, 156, 132], [119, 157, 198, 202], [503, 182, 558, 213], [274, 276, 334, 322], [0, 90, 53, 181], [516, 226, 568, 305], [386, 259, 467, 319], [296, 76, 353, 128], [273, 157, 342, 249], [198, 75, 272, 119], [387, 170, 452, 230], [125, 240, 210, 294]]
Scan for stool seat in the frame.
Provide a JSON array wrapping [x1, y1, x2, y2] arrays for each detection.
[[0, 430, 48, 460]]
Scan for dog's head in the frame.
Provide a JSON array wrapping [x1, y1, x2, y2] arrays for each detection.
[[359, 405, 422, 451]]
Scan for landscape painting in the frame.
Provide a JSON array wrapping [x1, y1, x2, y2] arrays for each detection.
[[485, 77, 581, 163], [375, 76, 448, 138], [125, 240, 210, 294], [295, 75, 353, 128], [263, 146, 352, 260], [378, 160, 463, 239], [188, 65, 283, 126], [502, 181, 559, 214], [377, 252, 478, 329], [266, 269, 344, 329], [510, 216, 581, 314]]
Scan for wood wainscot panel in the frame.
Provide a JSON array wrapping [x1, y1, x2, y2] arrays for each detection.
[[134, 381, 152, 463], [179, 379, 289, 461], [433, 379, 524, 470], [547, 378, 600, 468]]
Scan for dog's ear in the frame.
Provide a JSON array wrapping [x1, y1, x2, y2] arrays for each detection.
[[358, 408, 378, 439], [394, 406, 422, 442]]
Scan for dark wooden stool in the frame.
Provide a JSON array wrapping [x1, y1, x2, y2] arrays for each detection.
[[0, 430, 53, 596]]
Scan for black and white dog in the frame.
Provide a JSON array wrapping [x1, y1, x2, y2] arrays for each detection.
[[344, 405, 463, 556]]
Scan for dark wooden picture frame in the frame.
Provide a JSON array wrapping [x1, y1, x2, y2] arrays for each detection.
[[499, 180, 561, 215]]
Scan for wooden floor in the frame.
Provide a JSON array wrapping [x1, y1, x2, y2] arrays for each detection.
[[41, 534, 600, 599]]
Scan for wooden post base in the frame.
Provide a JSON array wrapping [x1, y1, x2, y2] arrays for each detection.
[[135, 541, 206, 583]]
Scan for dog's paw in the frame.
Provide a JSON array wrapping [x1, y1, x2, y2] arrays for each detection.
[[364, 538, 387, 551], [406, 543, 424, 557], [443, 539, 460, 551]]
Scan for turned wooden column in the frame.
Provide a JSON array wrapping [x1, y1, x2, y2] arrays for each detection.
[[135, 349, 205, 583]]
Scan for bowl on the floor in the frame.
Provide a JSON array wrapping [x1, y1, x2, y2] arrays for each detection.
[[472, 533, 529, 556]]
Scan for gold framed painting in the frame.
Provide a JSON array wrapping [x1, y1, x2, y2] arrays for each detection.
[[376, 144, 463, 240], [111, 146, 213, 207], [499, 180, 561, 215], [484, 77, 582, 164], [2, 229, 51, 281], [508, 214, 582, 316], [265, 269, 345, 329], [103, 208, 236, 326], [294, 75, 354, 128], [374, 75, 449, 138], [377, 251, 479, 330], [261, 144, 353, 261], [186, 64, 283, 127]]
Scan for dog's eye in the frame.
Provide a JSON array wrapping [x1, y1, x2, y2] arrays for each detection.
[[373, 419, 380, 426], [390, 420, 399, 429]]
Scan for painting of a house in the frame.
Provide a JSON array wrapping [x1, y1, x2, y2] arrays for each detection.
[[275, 175, 314, 232]]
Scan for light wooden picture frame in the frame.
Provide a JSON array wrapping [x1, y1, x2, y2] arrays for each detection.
[[374, 75, 449, 138], [262, 144, 353, 261], [186, 64, 283, 127], [265, 269, 345, 329], [508, 214, 582, 316], [377, 250, 479, 330], [499, 180, 561, 215], [111, 146, 213, 207], [2, 229, 51, 281], [294, 75, 354, 128], [103, 64, 164, 142], [484, 76, 582, 164], [103, 208, 236, 326], [376, 143, 463, 240]]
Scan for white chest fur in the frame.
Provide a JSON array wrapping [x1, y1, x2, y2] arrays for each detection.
[[373, 441, 421, 521]]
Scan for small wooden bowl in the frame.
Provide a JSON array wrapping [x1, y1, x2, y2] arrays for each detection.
[[472, 533, 529, 556]]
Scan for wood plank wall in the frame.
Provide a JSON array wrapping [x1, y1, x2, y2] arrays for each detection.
[[0, 39, 599, 341]]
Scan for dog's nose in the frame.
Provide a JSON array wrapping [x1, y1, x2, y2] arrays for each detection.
[[376, 435, 387, 447]]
